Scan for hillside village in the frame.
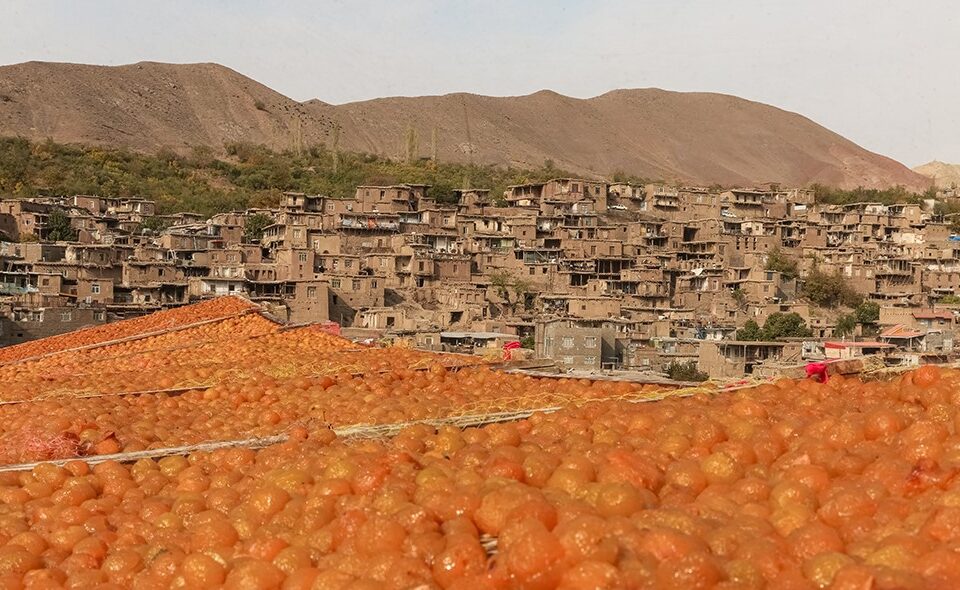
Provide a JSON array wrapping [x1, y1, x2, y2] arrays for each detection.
[[2, 179, 959, 380]]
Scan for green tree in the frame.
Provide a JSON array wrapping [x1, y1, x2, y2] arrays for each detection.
[[45, 208, 77, 242], [428, 180, 458, 204], [0, 136, 580, 217], [801, 268, 863, 308], [490, 270, 511, 299], [736, 320, 762, 341], [519, 335, 535, 350], [760, 312, 812, 340], [834, 314, 857, 337], [666, 361, 709, 382], [243, 213, 274, 243], [765, 247, 798, 280], [512, 278, 535, 311], [854, 301, 880, 325], [737, 313, 811, 341], [940, 295, 960, 305], [140, 217, 170, 233], [811, 183, 922, 206]]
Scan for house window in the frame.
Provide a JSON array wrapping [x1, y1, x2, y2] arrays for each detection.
[[91, 283, 101, 294], [452, 264, 458, 273], [423, 335, 432, 344], [60, 311, 72, 322], [307, 286, 317, 299], [562, 356, 574, 365], [94, 311, 105, 321], [572, 183, 579, 193], [380, 190, 386, 198], [298, 252, 308, 262], [332, 260, 339, 270], [380, 259, 388, 268], [529, 267, 535, 275], [293, 229, 302, 239], [585, 356, 597, 366], [584, 337, 597, 348], [41, 278, 49, 286], [562, 337, 574, 349], [331, 279, 341, 289], [371, 280, 378, 288], [352, 279, 361, 290], [345, 259, 353, 268], [228, 284, 236, 292]]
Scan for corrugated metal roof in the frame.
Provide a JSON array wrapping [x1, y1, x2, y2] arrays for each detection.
[[879, 324, 925, 339]]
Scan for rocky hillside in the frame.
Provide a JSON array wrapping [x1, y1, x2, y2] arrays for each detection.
[[0, 61, 335, 152], [0, 61, 930, 191], [914, 161, 960, 189]]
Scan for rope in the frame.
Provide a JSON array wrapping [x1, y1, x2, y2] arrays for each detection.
[[0, 384, 707, 471], [0, 352, 487, 405]]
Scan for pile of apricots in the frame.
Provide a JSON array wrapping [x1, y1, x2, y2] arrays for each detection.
[[0, 365, 956, 588], [0, 296, 256, 365], [0, 365, 666, 463], [0, 312, 477, 402]]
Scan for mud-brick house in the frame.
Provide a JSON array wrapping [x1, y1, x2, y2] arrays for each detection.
[[535, 318, 604, 371], [0, 199, 52, 240], [698, 340, 793, 379], [823, 341, 895, 360], [354, 185, 429, 213]]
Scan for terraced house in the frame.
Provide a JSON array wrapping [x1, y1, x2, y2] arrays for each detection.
[[1, 180, 957, 378]]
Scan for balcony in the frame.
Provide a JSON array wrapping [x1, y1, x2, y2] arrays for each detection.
[[339, 216, 400, 231]]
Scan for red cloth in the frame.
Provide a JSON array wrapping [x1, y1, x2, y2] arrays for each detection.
[[806, 362, 829, 383], [503, 340, 522, 360]]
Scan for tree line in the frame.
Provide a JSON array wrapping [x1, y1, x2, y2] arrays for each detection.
[[0, 137, 575, 217]]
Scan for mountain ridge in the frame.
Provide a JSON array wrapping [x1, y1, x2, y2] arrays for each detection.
[[914, 161, 960, 189], [0, 60, 930, 191]]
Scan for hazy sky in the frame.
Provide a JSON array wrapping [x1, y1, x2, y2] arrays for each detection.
[[2, 0, 957, 166]]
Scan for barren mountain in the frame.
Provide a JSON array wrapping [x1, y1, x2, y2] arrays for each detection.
[[0, 61, 335, 152], [914, 161, 960, 189], [0, 61, 930, 191]]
